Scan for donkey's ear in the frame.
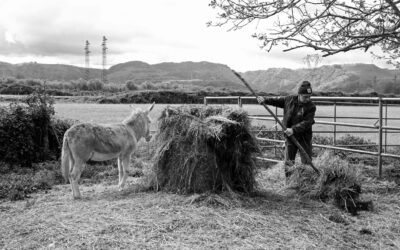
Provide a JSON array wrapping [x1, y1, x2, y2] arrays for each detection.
[[148, 102, 155, 112]]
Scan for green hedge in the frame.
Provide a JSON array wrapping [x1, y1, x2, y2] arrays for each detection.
[[0, 92, 74, 169]]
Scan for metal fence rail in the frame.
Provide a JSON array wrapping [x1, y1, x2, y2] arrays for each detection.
[[204, 96, 400, 177]]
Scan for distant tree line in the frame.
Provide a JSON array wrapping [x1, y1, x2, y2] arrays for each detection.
[[0, 77, 228, 96], [1, 76, 400, 104]]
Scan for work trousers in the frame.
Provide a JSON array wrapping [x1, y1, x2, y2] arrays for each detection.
[[284, 139, 312, 178]]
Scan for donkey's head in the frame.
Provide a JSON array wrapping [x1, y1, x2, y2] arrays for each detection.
[[124, 102, 155, 142], [143, 102, 155, 142]]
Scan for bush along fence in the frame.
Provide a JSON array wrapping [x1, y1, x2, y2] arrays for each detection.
[[204, 96, 400, 177], [0, 91, 74, 169]]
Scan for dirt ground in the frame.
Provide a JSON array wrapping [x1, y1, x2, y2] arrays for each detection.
[[1, 165, 400, 250]]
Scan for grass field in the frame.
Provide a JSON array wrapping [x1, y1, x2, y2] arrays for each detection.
[[50, 102, 400, 144]]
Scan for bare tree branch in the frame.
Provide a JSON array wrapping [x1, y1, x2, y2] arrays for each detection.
[[209, 0, 400, 67]]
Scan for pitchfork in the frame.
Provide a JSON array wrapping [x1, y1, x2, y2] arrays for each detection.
[[232, 70, 320, 176]]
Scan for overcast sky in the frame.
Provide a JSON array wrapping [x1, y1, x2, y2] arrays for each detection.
[[0, 0, 394, 72]]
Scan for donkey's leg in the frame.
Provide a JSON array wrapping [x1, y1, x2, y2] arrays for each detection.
[[68, 155, 75, 197], [117, 157, 123, 189], [70, 159, 85, 199], [118, 154, 130, 191]]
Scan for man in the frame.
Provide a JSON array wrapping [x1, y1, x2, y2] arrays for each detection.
[[257, 81, 316, 177]]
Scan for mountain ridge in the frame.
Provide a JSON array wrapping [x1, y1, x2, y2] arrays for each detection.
[[0, 60, 399, 94]]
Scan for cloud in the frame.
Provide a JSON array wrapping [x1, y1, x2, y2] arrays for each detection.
[[0, 0, 394, 71], [0, 26, 26, 54], [0, 0, 146, 55], [5, 30, 16, 43]]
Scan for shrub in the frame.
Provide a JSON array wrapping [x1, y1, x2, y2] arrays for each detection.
[[0, 170, 56, 201], [4, 77, 17, 84], [126, 80, 139, 90], [24, 92, 55, 161], [0, 174, 33, 200], [0, 84, 36, 95], [145, 81, 157, 90], [33, 161, 64, 185], [87, 79, 104, 91], [33, 169, 56, 190], [44, 89, 73, 96], [158, 82, 171, 89], [104, 82, 126, 93], [139, 81, 156, 90], [336, 134, 377, 151], [25, 79, 43, 87], [0, 104, 36, 167], [49, 118, 76, 159], [71, 78, 88, 90], [0, 91, 74, 169]]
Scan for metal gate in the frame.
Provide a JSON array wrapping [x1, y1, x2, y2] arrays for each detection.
[[204, 96, 400, 177]]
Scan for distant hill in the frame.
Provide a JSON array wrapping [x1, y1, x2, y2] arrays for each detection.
[[243, 64, 400, 94], [0, 60, 399, 94], [0, 61, 245, 90], [107, 61, 244, 89], [0, 62, 102, 81]]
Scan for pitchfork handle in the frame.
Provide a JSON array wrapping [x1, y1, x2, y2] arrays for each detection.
[[232, 70, 320, 176]]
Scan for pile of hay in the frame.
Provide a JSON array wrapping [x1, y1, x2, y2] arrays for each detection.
[[287, 151, 373, 215], [151, 105, 259, 194]]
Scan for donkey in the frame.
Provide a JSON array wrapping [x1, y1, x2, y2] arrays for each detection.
[[61, 103, 154, 199]]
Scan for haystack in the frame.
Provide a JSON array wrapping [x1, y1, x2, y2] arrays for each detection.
[[287, 151, 373, 215], [151, 105, 259, 194]]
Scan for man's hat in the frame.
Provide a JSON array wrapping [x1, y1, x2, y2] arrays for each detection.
[[298, 81, 312, 95]]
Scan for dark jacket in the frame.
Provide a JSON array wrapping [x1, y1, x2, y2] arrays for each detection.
[[262, 95, 316, 145]]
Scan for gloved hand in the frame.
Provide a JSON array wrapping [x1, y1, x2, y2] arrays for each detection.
[[284, 128, 293, 136], [257, 96, 265, 104]]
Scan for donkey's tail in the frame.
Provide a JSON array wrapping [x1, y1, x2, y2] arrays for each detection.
[[61, 136, 73, 183]]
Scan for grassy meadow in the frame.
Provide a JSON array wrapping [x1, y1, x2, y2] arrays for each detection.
[[51, 102, 400, 144]]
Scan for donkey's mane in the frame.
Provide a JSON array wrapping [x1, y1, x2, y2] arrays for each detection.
[[122, 108, 145, 126]]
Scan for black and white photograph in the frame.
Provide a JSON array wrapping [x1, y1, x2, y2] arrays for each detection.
[[0, 0, 400, 249]]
